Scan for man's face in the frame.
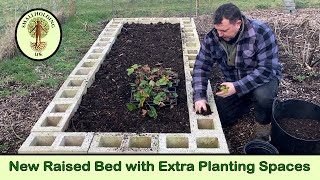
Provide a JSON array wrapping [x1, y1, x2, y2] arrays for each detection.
[[214, 18, 241, 41]]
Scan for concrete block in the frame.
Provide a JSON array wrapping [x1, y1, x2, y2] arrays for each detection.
[[18, 132, 58, 154], [60, 77, 88, 91], [123, 18, 139, 23], [167, 18, 180, 24], [19, 132, 93, 154], [31, 113, 70, 132], [152, 18, 168, 23], [53, 132, 94, 154], [189, 60, 195, 68], [186, 49, 198, 54], [159, 134, 196, 153], [89, 133, 159, 154], [193, 133, 229, 154], [100, 31, 116, 37], [123, 133, 159, 153], [113, 18, 125, 23], [106, 23, 122, 29], [52, 86, 86, 103], [88, 133, 126, 154], [43, 101, 79, 122], [69, 65, 98, 85]]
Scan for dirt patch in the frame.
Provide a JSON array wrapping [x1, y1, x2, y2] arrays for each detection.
[[67, 23, 190, 133], [0, 87, 56, 154]]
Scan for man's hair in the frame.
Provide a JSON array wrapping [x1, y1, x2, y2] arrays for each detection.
[[213, 3, 242, 25]]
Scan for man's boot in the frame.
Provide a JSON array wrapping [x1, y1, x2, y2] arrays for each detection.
[[253, 122, 271, 141]]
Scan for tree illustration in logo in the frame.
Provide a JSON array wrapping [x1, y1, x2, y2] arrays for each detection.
[[27, 17, 49, 52]]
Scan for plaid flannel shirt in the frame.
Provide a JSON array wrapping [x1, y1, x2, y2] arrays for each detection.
[[192, 16, 282, 102]]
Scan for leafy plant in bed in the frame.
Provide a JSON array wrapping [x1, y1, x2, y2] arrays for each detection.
[[126, 63, 180, 119]]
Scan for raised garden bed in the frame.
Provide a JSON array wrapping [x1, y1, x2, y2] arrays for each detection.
[[67, 23, 190, 133], [18, 18, 228, 154]]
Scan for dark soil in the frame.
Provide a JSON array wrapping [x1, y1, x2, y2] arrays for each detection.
[[277, 118, 320, 140], [67, 23, 190, 133]]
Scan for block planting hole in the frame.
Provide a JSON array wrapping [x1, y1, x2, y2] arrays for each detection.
[[197, 119, 215, 130], [59, 136, 85, 147], [166, 136, 189, 148], [91, 48, 103, 53], [189, 61, 195, 68], [60, 90, 78, 98], [100, 37, 111, 42], [187, 50, 198, 54], [113, 20, 123, 23], [67, 80, 84, 87], [188, 55, 196, 60], [129, 137, 152, 148], [81, 62, 96, 68], [187, 37, 196, 42], [105, 28, 116, 32], [98, 136, 123, 148], [101, 32, 113, 36], [51, 104, 70, 113], [95, 42, 108, 47], [196, 137, 219, 148], [190, 69, 194, 76], [186, 32, 194, 37], [75, 68, 90, 75], [41, 116, 62, 127], [31, 136, 56, 146], [109, 24, 119, 28], [186, 43, 196, 47], [87, 54, 100, 59]]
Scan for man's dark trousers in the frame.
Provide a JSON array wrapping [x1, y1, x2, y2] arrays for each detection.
[[215, 78, 279, 126]]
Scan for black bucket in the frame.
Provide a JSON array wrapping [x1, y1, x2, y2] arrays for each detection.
[[271, 99, 320, 154], [244, 139, 279, 154]]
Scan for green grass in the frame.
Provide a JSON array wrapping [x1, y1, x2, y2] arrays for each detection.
[[0, 0, 319, 98], [295, 0, 320, 8]]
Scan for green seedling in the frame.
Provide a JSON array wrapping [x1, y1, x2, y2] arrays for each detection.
[[218, 85, 229, 93], [126, 64, 178, 119], [293, 75, 306, 83]]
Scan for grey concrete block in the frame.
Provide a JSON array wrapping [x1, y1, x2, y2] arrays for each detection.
[[89, 133, 159, 154]]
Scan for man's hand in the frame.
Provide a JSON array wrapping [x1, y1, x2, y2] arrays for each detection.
[[194, 99, 207, 114], [216, 82, 236, 98]]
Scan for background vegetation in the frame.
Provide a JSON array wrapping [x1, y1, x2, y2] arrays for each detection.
[[0, 0, 319, 98]]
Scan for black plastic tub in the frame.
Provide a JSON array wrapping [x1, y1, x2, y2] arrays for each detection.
[[244, 139, 279, 154], [271, 99, 320, 154]]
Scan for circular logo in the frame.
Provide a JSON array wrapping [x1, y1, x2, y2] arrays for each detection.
[[15, 8, 62, 61]]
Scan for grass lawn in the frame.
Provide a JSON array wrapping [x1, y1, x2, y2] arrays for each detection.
[[0, 0, 319, 98]]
